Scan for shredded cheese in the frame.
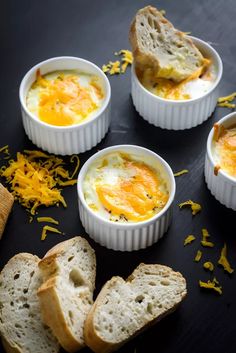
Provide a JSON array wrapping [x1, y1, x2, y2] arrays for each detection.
[[102, 50, 133, 75], [0, 145, 10, 159], [217, 92, 236, 108], [0, 149, 79, 215], [217, 102, 235, 109], [174, 169, 188, 177], [37, 217, 59, 225], [41, 225, 62, 241], [184, 235, 196, 246], [195, 250, 202, 262], [203, 261, 214, 272], [201, 228, 214, 248], [178, 200, 202, 215], [199, 278, 222, 295], [218, 243, 234, 274], [218, 92, 236, 103], [174, 169, 189, 177]]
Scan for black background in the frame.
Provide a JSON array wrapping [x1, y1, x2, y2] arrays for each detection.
[[1, 1, 236, 352]]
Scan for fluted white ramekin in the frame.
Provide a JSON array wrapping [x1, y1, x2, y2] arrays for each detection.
[[131, 37, 223, 130], [77, 145, 176, 251], [205, 112, 236, 210], [19, 57, 111, 155]]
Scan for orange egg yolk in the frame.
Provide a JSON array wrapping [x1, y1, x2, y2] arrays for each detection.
[[34, 71, 103, 126], [96, 160, 168, 222], [215, 125, 236, 177]]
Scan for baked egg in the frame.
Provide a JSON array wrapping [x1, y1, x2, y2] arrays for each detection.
[[26, 70, 104, 126], [83, 152, 169, 223], [138, 61, 217, 100], [212, 124, 236, 178]]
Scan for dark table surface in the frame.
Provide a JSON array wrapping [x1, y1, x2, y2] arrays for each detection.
[[1, 0, 236, 352]]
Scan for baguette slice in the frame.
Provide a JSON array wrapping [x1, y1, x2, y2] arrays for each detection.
[[84, 263, 187, 353], [0, 184, 14, 239], [129, 6, 205, 82], [38, 236, 96, 353], [0, 253, 59, 353]]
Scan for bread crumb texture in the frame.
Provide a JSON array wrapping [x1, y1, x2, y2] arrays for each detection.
[[87, 264, 186, 349], [0, 253, 59, 353]]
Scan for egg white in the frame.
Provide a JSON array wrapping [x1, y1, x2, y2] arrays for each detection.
[[83, 152, 169, 223]]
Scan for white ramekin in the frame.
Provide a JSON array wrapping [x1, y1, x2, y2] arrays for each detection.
[[19, 56, 111, 155], [77, 145, 176, 251], [131, 36, 223, 130], [205, 112, 236, 210]]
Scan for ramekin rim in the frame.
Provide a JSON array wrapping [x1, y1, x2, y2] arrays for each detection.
[[19, 56, 111, 131], [77, 144, 176, 228], [207, 111, 236, 184], [132, 36, 223, 105]]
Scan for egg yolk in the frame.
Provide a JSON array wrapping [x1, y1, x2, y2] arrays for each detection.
[[33, 70, 103, 126], [96, 160, 168, 222], [215, 124, 236, 177]]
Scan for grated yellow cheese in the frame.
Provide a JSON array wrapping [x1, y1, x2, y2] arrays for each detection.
[[0, 145, 10, 159], [102, 50, 133, 75], [102, 64, 111, 73], [199, 278, 222, 295], [217, 92, 236, 103], [37, 217, 59, 225], [108, 61, 121, 75], [217, 102, 235, 109], [174, 169, 189, 177], [179, 200, 202, 215], [184, 235, 196, 246], [41, 225, 62, 241], [203, 261, 214, 272], [194, 250, 202, 262], [0, 149, 79, 215], [160, 9, 166, 16], [218, 243, 234, 274], [201, 228, 214, 248], [217, 92, 236, 108]]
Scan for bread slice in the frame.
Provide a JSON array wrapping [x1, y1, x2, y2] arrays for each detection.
[[37, 236, 96, 353], [129, 6, 205, 82], [0, 183, 14, 239], [84, 263, 187, 353], [0, 253, 59, 353]]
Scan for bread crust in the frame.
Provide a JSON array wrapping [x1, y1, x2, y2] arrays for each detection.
[[84, 264, 187, 353], [38, 236, 96, 353], [0, 253, 59, 353], [0, 183, 14, 239], [129, 6, 204, 82], [38, 279, 82, 352]]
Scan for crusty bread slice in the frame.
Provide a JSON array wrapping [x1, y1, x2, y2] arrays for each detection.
[[0, 183, 14, 239], [0, 253, 59, 353], [84, 263, 187, 353], [37, 236, 96, 353], [129, 6, 205, 82]]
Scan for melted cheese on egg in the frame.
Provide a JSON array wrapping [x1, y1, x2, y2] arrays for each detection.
[[83, 152, 169, 223], [213, 124, 236, 177], [138, 61, 216, 100], [26, 70, 104, 126]]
